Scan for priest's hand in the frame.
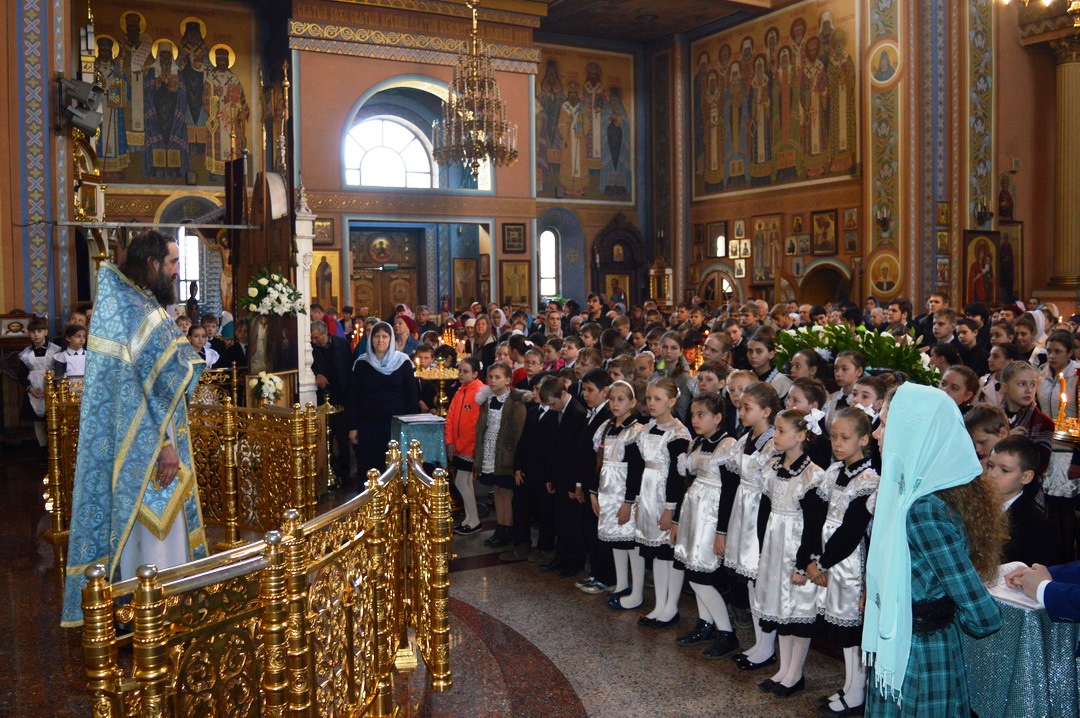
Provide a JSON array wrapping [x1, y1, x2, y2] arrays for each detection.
[[157, 445, 180, 489]]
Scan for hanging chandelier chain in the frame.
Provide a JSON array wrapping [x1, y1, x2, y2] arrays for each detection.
[[432, 0, 518, 176]]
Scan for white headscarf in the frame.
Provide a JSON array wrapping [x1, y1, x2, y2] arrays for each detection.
[[354, 322, 412, 376]]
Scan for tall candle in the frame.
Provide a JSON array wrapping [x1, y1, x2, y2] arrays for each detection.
[[1058, 372, 1068, 425]]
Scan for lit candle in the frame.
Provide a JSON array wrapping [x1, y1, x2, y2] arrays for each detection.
[[1058, 372, 1068, 425]]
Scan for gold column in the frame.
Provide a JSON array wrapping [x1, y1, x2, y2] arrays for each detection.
[[1051, 35, 1080, 287], [429, 465, 453, 692], [132, 565, 168, 716], [81, 565, 120, 718], [218, 397, 243, 549], [260, 530, 288, 712], [282, 508, 312, 716]]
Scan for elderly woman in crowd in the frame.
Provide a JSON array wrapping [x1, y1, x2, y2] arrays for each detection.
[[348, 321, 419, 479]]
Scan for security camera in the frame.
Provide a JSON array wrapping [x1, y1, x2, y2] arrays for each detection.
[[60, 78, 104, 111]]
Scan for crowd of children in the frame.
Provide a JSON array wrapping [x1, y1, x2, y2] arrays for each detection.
[[412, 292, 1080, 716]]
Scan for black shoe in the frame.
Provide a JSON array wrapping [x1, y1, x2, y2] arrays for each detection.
[[676, 619, 715, 646], [483, 526, 506, 546], [649, 612, 680, 628], [818, 690, 845, 708], [733, 653, 777, 671], [637, 615, 658, 627], [453, 522, 481, 535], [607, 595, 643, 611], [770, 677, 806, 698], [818, 695, 864, 716], [702, 630, 740, 659], [538, 561, 565, 572], [758, 678, 779, 693]]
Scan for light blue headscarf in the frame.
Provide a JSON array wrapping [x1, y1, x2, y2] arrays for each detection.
[[861, 383, 983, 707], [354, 322, 412, 376]]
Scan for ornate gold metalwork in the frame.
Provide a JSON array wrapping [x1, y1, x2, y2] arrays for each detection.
[[405, 440, 453, 691], [76, 440, 451, 716]]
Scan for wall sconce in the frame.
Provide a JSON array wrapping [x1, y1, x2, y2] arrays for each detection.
[[973, 195, 994, 226], [875, 205, 892, 233]]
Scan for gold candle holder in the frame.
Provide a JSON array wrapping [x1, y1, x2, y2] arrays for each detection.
[[416, 357, 459, 417]]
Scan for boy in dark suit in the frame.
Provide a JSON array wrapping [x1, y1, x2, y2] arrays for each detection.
[[575, 369, 615, 594], [988, 436, 1061, 567], [537, 376, 588, 577]]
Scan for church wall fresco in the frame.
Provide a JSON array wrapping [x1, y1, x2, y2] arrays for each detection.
[[535, 44, 635, 205], [690, 0, 860, 199], [88, 1, 258, 186]]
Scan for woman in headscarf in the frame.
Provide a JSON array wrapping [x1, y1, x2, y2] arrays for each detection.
[[490, 307, 510, 337], [862, 384, 1006, 717], [348, 321, 420, 480], [394, 314, 420, 355], [469, 313, 498, 375]]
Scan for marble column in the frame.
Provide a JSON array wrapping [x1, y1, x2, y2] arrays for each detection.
[[1050, 35, 1080, 287], [294, 183, 317, 407]]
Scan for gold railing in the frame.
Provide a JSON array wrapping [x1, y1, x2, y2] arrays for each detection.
[[404, 440, 453, 691], [78, 440, 454, 716], [43, 373, 320, 578]]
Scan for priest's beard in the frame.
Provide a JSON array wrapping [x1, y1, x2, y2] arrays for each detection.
[[149, 266, 177, 307]]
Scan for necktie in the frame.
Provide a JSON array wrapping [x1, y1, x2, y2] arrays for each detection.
[[836, 394, 849, 408], [33, 347, 47, 357], [490, 397, 504, 410]]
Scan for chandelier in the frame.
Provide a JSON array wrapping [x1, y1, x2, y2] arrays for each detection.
[[996, 0, 1080, 26], [432, 0, 518, 177]]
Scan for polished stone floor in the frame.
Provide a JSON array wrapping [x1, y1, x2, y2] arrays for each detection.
[[1, 444, 843, 717]]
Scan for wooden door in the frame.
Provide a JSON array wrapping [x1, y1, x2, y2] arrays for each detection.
[[350, 229, 422, 318]]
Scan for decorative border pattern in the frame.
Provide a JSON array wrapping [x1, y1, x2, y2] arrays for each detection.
[[868, 0, 901, 255], [921, 0, 947, 293], [19, 0, 53, 317], [54, 0, 69, 315], [968, 0, 995, 230], [310, 191, 536, 217], [289, 20, 539, 62], [296, 0, 542, 29], [288, 37, 537, 75]]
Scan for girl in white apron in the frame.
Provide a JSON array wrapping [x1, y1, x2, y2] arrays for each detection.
[[591, 380, 646, 610], [671, 393, 741, 658]]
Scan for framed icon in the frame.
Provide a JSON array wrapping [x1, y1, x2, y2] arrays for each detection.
[[729, 239, 740, 259], [734, 219, 746, 239], [313, 217, 335, 246], [811, 210, 838, 255], [502, 223, 526, 254], [734, 259, 746, 278]]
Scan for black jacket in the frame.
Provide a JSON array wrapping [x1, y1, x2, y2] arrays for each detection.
[[312, 335, 353, 407], [549, 398, 588, 494]]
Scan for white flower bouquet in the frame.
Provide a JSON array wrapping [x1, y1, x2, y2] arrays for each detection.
[[249, 371, 284, 403], [241, 269, 306, 316], [774, 323, 940, 385]]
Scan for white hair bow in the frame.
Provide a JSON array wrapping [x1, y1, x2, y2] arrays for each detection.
[[854, 402, 878, 421], [807, 408, 826, 436]]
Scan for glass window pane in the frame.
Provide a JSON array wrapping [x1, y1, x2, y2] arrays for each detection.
[[350, 123, 378, 152], [361, 147, 407, 187], [345, 169, 361, 185], [540, 278, 556, 296], [344, 139, 362, 174], [539, 230, 556, 279], [382, 120, 414, 152], [406, 172, 431, 189], [401, 141, 430, 173]]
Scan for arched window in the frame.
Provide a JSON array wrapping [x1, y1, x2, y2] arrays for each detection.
[[539, 229, 559, 297], [177, 225, 202, 305], [344, 115, 438, 189]]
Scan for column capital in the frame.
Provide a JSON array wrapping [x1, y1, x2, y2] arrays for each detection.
[[1052, 32, 1080, 64]]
